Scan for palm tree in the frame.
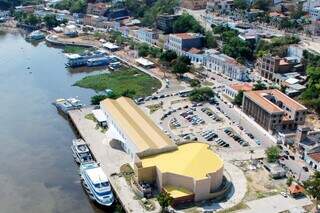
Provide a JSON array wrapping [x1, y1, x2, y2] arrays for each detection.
[[303, 171, 320, 211]]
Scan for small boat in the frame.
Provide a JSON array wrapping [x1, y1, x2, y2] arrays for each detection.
[[53, 98, 84, 113], [71, 139, 93, 164], [80, 162, 114, 207], [26, 30, 45, 40]]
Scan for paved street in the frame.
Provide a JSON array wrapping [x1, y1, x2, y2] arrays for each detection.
[[239, 194, 312, 213]]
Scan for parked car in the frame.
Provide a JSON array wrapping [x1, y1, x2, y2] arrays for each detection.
[[302, 166, 309, 172]]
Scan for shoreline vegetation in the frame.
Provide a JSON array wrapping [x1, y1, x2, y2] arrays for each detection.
[[62, 45, 93, 54], [74, 67, 161, 99]]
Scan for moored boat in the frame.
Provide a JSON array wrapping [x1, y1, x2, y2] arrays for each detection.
[[71, 139, 93, 164], [27, 30, 45, 40], [53, 98, 84, 113], [79, 162, 114, 207]]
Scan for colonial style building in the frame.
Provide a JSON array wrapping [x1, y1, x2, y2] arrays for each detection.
[[204, 49, 250, 81]]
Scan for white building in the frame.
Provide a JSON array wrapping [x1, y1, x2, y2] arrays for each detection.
[[164, 33, 205, 64], [303, 0, 320, 12], [305, 146, 320, 171], [137, 28, 159, 45], [100, 97, 177, 159], [310, 6, 320, 21], [224, 83, 253, 99], [204, 49, 250, 81]]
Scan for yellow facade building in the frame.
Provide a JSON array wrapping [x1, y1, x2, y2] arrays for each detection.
[[100, 97, 224, 204]]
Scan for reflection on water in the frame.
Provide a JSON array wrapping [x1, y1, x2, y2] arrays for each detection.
[[0, 31, 107, 213]]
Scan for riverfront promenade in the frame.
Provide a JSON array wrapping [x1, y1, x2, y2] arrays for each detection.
[[68, 107, 161, 213]]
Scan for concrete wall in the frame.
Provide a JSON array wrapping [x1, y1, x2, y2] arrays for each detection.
[[209, 166, 224, 191], [162, 172, 195, 193]]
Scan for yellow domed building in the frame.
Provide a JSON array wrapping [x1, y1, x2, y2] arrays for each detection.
[[134, 142, 224, 204]]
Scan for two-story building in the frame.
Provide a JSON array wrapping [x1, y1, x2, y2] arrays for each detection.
[[137, 28, 159, 45], [204, 49, 250, 81]]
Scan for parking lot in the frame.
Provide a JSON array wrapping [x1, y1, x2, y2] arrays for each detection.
[[140, 94, 262, 152]]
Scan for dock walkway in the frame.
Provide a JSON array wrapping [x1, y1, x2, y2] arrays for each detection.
[[68, 107, 160, 213]]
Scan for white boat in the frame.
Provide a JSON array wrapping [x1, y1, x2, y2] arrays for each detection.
[[27, 30, 45, 40], [71, 139, 93, 164], [53, 98, 83, 113], [80, 162, 114, 207], [65, 50, 106, 67]]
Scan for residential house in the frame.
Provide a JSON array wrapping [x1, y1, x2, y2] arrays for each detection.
[[310, 6, 320, 21], [304, 146, 320, 171], [224, 83, 253, 100], [206, 0, 234, 14]]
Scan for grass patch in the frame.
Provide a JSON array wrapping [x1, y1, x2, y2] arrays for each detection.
[[120, 164, 135, 182], [63, 45, 92, 54], [146, 103, 162, 113], [74, 67, 161, 98], [85, 113, 96, 121], [217, 202, 248, 213]]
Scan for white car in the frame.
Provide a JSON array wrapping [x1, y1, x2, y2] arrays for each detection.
[[280, 192, 288, 197]]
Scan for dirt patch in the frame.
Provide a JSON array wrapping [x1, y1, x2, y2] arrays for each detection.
[[305, 114, 320, 130], [243, 165, 287, 201]]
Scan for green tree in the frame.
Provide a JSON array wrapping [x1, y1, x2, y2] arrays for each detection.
[[303, 171, 320, 211], [252, 0, 270, 11], [204, 31, 217, 48], [234, 0, 248, 10], [173, 12, 203, 33], [189, 87, 215, 102], [160, 50, 177, 63], [137, 43, 150, 57], [190, 79, 201, 87], [233, 90, 244, 106], [265, 146, 280, 163], [121, 89, 136, 98], [286, 176, 294, 186], [91, 95, 108, 105], [172, 59, 190, 76], [253, 80, 267, 90], [43, 14, 59, 29], [157, 191, 173, 212]]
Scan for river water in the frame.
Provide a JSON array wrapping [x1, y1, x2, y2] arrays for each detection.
[[0, 31, 107, 213]]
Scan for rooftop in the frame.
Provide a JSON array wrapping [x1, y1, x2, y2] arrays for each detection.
[[135, 57, 154, 67], [173, 33, 203, 40], [307, 146, 320, 162], [140, 143, 224, 180], [244, 89, 307, 114], [86, 167, 109, 184], [229, 83, 253, 92], [100, 97, 176, 154]]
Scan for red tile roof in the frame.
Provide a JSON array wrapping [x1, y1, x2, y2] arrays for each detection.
[[229, 83, 253, 92], [309, 152, 320, 162], [244, 89, 307, 113], [289, 183, 304, 194]]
